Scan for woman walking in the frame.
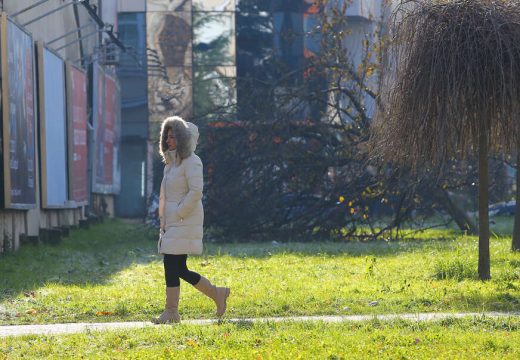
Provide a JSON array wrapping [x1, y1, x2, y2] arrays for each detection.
[[153, 116, 230, 324]]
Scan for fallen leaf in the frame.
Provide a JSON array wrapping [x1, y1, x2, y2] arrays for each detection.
[[26, 309, 38, 315], [95, 311, 113, 316], [223, 332, 230, 339], [186, 338, 198, 348]]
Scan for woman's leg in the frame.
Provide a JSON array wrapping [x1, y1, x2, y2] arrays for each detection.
[[176, 254, 201, 285], [180, 255, 230, 317], [152, 255, 181, 324], [164, 254, 182, 287]]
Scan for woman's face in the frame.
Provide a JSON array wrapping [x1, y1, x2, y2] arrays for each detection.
[[166, 128, 176, 150]]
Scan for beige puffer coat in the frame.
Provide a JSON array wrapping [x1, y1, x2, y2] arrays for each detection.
[[158, 121, 204, 255]]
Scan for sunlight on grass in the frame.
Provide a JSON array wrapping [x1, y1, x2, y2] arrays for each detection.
[[0, 219, 519, 326], [2, 317, 520, 359]]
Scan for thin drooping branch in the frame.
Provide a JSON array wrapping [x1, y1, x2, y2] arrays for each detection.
[[375, 0, 520, 167]]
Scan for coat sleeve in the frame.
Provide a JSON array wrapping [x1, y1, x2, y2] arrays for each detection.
[[177, 156, 203, 219], [159, 168, 167, 229]]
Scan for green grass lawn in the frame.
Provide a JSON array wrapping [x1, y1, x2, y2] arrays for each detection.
[[0, 218, 519, 326], [2, 317, 520, 359], [1, 218, 520, 358]]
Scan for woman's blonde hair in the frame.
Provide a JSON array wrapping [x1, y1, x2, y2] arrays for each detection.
[[159, 116, 192, 164]]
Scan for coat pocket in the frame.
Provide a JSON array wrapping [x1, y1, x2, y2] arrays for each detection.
[[165, 202, 183, 225]]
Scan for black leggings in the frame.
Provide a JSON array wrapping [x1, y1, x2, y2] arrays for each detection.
[[163, 254, 201, 287]]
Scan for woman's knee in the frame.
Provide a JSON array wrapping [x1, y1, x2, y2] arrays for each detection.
[[179, 270, 201, 285], [165, 274, 180, 287]]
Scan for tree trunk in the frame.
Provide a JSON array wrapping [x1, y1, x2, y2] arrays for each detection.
[[435, 188, 478, 235], [513, 147, 520, 251], [478, 130, 491, 280]]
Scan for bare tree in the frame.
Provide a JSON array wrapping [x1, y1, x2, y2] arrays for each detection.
[[375, 0, 520, 280]]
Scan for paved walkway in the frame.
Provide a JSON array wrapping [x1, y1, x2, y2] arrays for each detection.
[[1, 312, 519, 338]]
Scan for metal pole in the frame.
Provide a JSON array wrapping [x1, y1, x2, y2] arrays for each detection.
[[12, 0, 50, 17], [54, 29, 102, 52], [47, 21, 94, 45], [74, 54, 99, 66], [22, 0, 83, 27], [81, 0, 125, 50], [81, 1, 105, 29], [81, 0, 143, 67]]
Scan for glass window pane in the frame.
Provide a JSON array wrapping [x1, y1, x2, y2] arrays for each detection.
[[272, 0, 301, 12], [193, 66, 236, 121], [118, 13, 147, 75], [236, 13, 274, 77], [193, 12, 235, 66], [304, 11, 321, 56], [236, 0, 271, 12], [193, 0, 235, 11], [147, 0, 192, 12], [273, 11, 303, 68], [147, 12, 192, 67]]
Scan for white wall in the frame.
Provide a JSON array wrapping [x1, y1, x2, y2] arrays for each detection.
[[2, 0, 102, 62]]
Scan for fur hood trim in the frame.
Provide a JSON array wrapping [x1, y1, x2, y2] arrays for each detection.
[[159, 116, 199, 165]]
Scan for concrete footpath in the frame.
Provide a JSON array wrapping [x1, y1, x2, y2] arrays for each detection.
[[1, 312, 519, 338]]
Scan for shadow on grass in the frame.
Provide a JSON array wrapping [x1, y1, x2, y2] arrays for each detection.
[[0, 219, 159, 302], [1, 218, 510, 303], [202, 236, 460, 259], [203, 217, 516, 259]]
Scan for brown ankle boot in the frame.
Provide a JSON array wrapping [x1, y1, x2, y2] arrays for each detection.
[[152, 286, 181, 324], [194, 276, 230, 317]]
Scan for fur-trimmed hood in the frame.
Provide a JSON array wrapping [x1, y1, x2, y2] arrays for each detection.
[[159, 116, 199, 165]]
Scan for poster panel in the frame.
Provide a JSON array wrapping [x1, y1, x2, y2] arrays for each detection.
[[1, 15, 37, 208], [92, 65, 121, 194], [38, 44, 68, 207], [92, 64, 105, 193], [103, 74, 115, 186], [66, 64, 88, 203]]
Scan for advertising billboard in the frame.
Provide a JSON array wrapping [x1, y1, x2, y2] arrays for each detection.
[[66, 63, 88, 203], [1, 14, 37, 209], [37, 43, 68, 208], [92, 65, 121, 194]]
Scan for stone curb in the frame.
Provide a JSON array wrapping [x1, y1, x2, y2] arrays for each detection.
[[1, 312, 519, 338]]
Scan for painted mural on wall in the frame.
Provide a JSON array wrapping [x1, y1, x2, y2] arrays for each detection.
[[147, 0, 191, 12], [147, 10, 193, 121], [147, 0, 237, 125]]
